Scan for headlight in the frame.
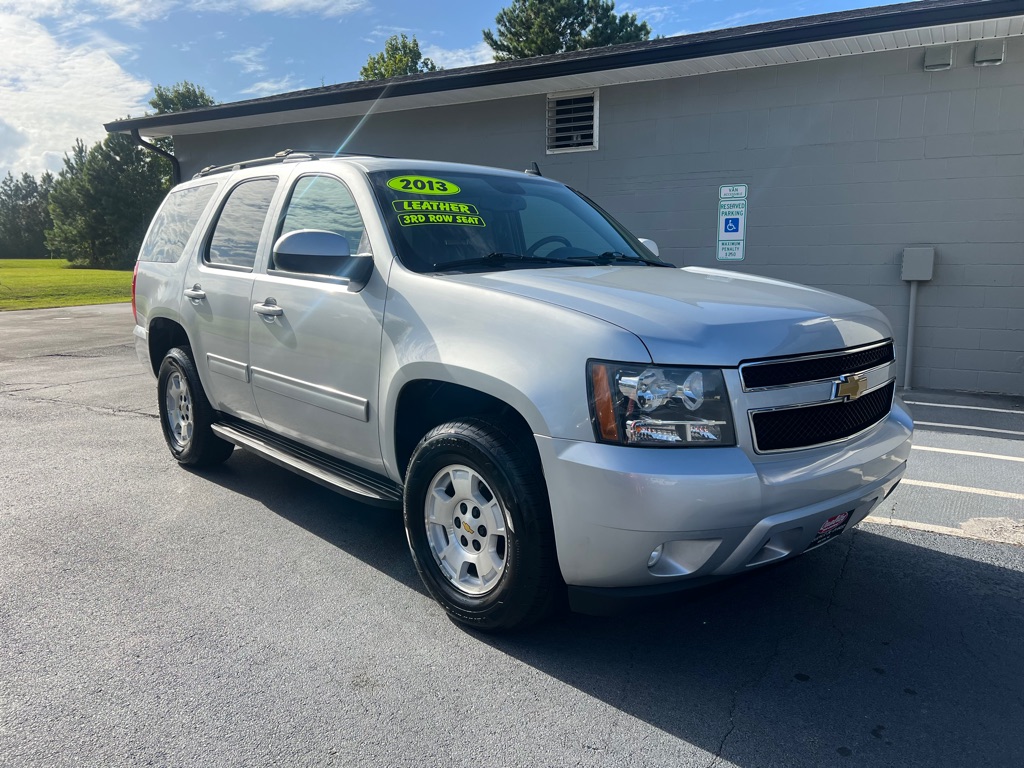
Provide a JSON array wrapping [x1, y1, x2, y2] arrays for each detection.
[[588, 361, 735, 447]]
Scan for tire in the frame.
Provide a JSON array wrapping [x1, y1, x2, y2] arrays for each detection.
[[403, 418, 562, 631], [156, 347, 234, 467]]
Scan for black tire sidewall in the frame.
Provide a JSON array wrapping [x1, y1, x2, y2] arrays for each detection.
[[404, 423, 549, 628], [156, 347, 229, 466]]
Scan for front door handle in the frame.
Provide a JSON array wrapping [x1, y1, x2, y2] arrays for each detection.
[[183, 285, 206, 300], [253, 300, 284, 318]]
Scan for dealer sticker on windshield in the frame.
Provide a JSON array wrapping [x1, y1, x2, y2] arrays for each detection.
[[387, 175, 461, 195], [392, 200, 479, 215], [397, 212, 485, 227]]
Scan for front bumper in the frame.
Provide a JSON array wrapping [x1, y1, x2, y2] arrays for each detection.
[[536, 398, 912, 591]]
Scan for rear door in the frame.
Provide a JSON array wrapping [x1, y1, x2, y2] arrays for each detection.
[[181, 174, 282, 423], [248, 170, 388, 473]]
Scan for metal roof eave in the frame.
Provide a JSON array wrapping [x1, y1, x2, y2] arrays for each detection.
[[105, 0, 1024, 137]]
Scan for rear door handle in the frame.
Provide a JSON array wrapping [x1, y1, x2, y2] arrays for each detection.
[[253, 300, 284, 317], [183, 285, 206, 300]]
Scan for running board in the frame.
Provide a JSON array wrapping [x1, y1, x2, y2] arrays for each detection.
[[211, 421, 402, 507]]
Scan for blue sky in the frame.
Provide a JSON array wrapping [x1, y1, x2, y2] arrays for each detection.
[[0, 0, 876, 178]]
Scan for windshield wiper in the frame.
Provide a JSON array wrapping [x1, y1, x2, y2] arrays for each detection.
[[567, 251, 674, 267], [433, 252, 594, 271]]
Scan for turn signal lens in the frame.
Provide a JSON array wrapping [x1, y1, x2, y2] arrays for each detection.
[[590, 362, 620, 442]]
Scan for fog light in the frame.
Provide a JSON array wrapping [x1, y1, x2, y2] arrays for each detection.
[[647, 544, 664, 568]]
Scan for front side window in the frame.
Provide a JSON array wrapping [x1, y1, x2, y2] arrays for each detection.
[[277, 174, 370, 263], [368, 170, 665, 274], [205, 178, 278, 269], [139, 183, 217, 263]]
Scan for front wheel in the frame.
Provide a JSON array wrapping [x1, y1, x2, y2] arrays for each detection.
[[157, 347, 234, 467], [403, 419, 561, 631]]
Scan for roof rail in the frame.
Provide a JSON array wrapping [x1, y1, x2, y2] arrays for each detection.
[[193, 148, 394, 179]]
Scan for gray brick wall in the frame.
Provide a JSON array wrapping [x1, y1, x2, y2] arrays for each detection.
[[177, 36, 1024, 395]]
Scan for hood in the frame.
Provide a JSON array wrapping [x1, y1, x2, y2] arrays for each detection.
[[441, 266, 892, 366]]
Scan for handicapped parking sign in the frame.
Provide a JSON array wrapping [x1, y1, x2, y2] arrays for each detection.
[[717, 196, 746, 261]]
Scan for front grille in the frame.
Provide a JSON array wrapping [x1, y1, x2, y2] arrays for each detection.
[[751, 381, 895, 452], [741, 341, 895, 389]]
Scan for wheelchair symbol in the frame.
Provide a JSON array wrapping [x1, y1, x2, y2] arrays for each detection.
[[723, 217, 740, 233]]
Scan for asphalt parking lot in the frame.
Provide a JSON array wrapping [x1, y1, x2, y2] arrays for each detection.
[[1, 304, 1022, 767]]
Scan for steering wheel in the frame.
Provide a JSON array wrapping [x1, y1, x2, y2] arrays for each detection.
[[526, 235, 572, 256]]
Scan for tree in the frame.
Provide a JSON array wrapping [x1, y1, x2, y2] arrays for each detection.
[[43, 81, 216, 269], [483, 0, 650, 60], [46, 134, 167, 269], [147, 81, 217, 170], [0, 171, 53, 258], [149, 80, 216, 115], [360, 34, 438, 80]]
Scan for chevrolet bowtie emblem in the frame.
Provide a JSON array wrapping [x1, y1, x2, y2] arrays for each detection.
[[463, 521, 474, 534], [834, 372, 869, 401]]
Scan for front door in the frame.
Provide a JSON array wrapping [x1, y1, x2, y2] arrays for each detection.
[[248, 171, 387, 474]]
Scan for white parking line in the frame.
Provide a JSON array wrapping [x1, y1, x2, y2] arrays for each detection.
[[912, 446, 1024, 463], [916, 421, 1024, 437], [863, 515, 982, 541], [901, 479, 1024, 501], [905, 401, 1024, 416]]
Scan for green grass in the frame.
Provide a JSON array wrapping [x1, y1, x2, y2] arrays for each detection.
[[0, 259, 132, 311]]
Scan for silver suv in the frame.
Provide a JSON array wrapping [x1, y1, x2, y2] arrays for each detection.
[[132, 151, 913, 630]]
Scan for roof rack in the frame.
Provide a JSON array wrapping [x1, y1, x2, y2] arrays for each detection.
[[193, 149, 392, 179]]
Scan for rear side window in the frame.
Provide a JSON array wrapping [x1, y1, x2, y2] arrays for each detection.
[[138, 184, 216, 263], [206, 178, 278, 269]]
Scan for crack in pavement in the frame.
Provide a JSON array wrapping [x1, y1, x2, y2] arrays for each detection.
[[0, 371, 148, 395], [2, 391, 157, 420], [827, 530, 856, 666], [706, 636, 783, 767]]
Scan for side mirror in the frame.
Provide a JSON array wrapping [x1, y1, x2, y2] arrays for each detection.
[[272, 229, 373, 290], [638, 238, 660, 258]]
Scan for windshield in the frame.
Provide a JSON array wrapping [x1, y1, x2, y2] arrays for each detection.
[[368, 169, 666, 273]]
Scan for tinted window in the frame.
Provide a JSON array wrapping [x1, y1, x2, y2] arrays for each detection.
[[138, 184, 216, 263], [278, 174, 370, 260], [206, 178, 278, 269], [368, 170, 659, 273]]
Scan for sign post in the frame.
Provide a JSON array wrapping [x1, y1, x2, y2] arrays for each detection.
[[716, 184, 748, 261]]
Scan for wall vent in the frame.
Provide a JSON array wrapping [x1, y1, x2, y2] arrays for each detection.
[[546, 90, 598, 153]]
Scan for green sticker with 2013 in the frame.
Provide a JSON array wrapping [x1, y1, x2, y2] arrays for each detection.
[[387, 176, 461, 195]]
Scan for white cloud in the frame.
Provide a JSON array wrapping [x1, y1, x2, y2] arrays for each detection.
[[422, 41, 493, 70], [240, 75, 302, 97], [618, 4, 681, 25], [0, 0, 367, 21], [0, 13, 151, 177], [190, 0, 366, 17], [229, 44, 269, 74], [364, 24, 413, 41], [0, 0, 176, 22], [701, 8, 775, 31]]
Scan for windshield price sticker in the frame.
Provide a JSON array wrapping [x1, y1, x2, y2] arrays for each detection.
[[392, 200, 479, 215], [398, 212, 485, 227], [387, 176, 461, 195]]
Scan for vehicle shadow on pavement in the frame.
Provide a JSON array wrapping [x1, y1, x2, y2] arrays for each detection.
[[197, 452, 1023, 767], [485, 529, 1024, 767]]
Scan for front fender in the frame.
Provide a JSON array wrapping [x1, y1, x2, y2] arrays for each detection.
[[377, 267, 651, 480]]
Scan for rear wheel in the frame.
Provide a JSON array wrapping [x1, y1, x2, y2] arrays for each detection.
[[403, 418, 561, 631], [157, 347, 234, 467]]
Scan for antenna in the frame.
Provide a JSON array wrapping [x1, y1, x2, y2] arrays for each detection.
[[524, 161, 542, 177]]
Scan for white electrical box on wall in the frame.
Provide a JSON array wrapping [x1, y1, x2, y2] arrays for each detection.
[[901, 247, 935, 282]]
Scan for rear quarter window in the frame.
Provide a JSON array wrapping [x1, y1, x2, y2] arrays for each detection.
[[138, 183, 217, 263]]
